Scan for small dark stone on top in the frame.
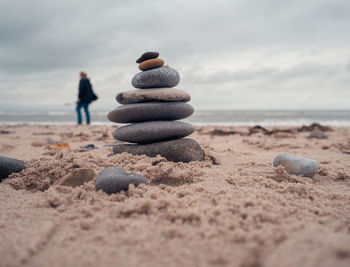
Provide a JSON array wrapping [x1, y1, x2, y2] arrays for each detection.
[[136, 52, 159, 63]]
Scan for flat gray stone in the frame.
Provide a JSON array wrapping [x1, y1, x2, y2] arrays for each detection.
[[113, 138, 204, 163], [273, 154, 319, 178], [0, 156, 26, 181], [116, 88, 191, 104], [136, 52, 159, 63], [307, 130, 328, 139], [113, 121, 195, 144], [132, 67, 180, 89], [95, 167, 148, 194], [107, 102, 194, 123]]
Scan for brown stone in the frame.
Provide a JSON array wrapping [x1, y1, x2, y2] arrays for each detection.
[[139, 58, 164, 71], [54, 168, 96, 187]]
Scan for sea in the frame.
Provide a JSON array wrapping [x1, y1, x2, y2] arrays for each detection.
[[0, 109, 349, 126]]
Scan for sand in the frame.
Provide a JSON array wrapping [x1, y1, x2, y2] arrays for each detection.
[[0, 124, 350, 267]]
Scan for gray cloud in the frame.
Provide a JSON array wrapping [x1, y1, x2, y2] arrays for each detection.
[[0, 0, 350, 109]]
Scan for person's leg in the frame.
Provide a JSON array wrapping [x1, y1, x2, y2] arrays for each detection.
[[83, 103, 90, 124], [76, 102, 83, 125]]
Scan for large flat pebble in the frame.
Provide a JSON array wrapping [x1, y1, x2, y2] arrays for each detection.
[[113, 121, 194, 144], [107, 102, 194, 123], [116, 88, 190, 104], [112, 138, 204, 163]]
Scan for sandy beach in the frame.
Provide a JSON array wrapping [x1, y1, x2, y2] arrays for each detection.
[[1, 124, 350, 267]]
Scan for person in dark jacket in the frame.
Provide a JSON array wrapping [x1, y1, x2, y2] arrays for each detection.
[[76, 71, 93, 125]]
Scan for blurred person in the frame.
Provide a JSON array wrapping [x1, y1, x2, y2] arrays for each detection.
[[76, 71, 97, 125]]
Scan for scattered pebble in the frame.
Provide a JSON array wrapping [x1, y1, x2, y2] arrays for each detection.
[[49, 143, 72, 151], [95, 167, 148, 194], [273, 154, 319, 178], [307, 130, 328, 139], [0, 156, 26, 181], [80, 144, 95, 149], [54, 168, 96, 187], [31, 141, 48, 147]]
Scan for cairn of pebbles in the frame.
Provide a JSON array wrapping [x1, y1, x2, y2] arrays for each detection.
[[107, 52, 204, 162]]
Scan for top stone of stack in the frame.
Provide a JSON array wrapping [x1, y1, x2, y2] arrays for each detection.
[[136, 52, 159, 63]]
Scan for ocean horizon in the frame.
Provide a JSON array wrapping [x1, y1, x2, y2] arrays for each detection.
[[0, 109, 349, 126]]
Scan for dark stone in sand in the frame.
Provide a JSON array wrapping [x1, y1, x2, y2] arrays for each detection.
[[116, 88, 191, 104], [273, 154, 319, 178], [112, 138, 204, 163], [307, 130, 328, 139], [0, 156, 26, 181], [107, 102, 194, 123], [54, 168, 96, 187], [113, 121, 195, 144], [132, 67, 180, 89], [136, 52, 159, 63], [95, 167, 148, 194]]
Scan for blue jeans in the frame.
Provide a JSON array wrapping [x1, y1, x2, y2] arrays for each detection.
[[76, 102, 90, 124]]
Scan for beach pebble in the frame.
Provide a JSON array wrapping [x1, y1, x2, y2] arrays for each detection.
[[136, 51, 159, 63], [113, 138, 204, 163], [80, 144, 95, 149], [107, 102, 194, 123], [113, 121, 194, 144], [139, 58, 164, 71], [46, 137, 61, 145], [307, 130, 328, 139], [116, 88, 191, 104], [0, 156, 26, 181], [95, 167, 148, 194], [54, 168, 96, 187], [31, 141, 48, 147], [132, 67, 180, 88], [273, 154, 319, 178]]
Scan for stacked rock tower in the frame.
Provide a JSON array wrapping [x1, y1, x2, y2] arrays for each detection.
[[107, 51, 204, 163]]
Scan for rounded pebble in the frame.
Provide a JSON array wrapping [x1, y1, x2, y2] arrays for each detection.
[[95, 167, 148, 194], [273, 154, 319, 178], [132, 67, 180, 89]]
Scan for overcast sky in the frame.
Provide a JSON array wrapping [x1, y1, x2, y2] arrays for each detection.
[[1, 0, 349, 110]]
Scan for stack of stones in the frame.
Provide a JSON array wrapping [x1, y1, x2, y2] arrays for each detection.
[[107, 52, 204, 163]]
